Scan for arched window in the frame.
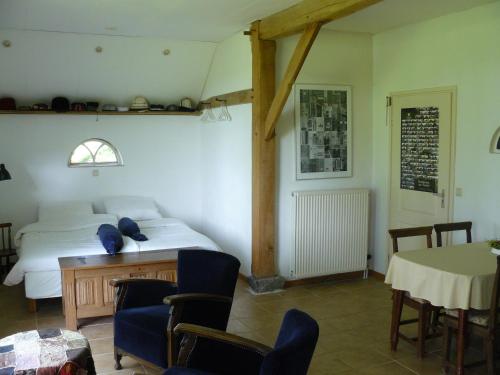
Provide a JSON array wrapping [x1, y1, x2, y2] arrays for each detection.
[[68, 138, 123, 167]]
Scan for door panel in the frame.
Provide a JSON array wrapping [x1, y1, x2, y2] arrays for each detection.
[[389, 89, 455, 251]]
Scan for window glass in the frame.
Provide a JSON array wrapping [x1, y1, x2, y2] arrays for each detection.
[[69, 139, 122, 167]]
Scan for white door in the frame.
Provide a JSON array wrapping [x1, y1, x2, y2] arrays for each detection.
[[389, 88, 455, 251]]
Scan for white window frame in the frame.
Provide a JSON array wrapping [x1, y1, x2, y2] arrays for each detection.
[[68, 138, 123, 167]]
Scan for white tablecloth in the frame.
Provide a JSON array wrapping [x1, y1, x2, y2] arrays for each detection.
[[385, 242, 496, 310]]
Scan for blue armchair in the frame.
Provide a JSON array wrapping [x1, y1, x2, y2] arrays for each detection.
[[164, 309, 319, 375], [111, 250, 241, 370]]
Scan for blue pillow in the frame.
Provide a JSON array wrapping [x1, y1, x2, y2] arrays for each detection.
[[118, 217, 148, 241], [97, 224, 124, 255]]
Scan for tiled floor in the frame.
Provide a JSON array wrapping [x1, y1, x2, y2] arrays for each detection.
[[0, 277, 490, 374]]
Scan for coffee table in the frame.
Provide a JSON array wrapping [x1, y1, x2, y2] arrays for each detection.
[[0, 328, 95, 375]]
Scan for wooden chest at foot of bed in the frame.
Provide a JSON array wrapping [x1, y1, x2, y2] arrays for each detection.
[[58, 249, 178, 330]]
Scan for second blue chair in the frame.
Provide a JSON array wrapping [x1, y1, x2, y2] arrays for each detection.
[[164, 308, 319, 375]]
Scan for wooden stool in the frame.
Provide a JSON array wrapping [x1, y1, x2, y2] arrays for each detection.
[[0, 223, 16, 277]]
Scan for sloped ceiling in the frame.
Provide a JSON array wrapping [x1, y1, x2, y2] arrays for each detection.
[[0, 0, 301, 42], [0, 0, 497, 42]]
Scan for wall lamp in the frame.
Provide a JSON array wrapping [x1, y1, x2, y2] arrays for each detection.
[[0, 164, 11, 181]]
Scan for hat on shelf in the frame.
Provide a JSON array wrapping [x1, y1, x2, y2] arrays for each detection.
[[180, 97, 193, 109], [51, 97, 70, 113], [149, 104, 164, 111], [86, 102, 99, 111], [179, 97, 196, 112], [130, 96, 149, 111], [0, 97, 16, 110], [102, 104, 117, 112], [166, 104, 179, 112], [117, 106, 129, 112], [71, 102, 87, 112], [32, 103, 49, 111]]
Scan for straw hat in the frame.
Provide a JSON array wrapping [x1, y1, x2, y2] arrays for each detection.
[[130, 96, 149, 110]]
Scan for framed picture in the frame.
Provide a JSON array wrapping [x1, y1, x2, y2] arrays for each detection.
[[295, 84, 352, 180]]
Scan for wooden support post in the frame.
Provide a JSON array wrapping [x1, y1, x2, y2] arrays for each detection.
[[264, 23, 321, 140], [250, 21, 278, 281]]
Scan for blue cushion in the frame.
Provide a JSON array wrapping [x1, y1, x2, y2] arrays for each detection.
[[164, 368, 217, 375], [118, 217, 148, 241], [97, 224, 123, 255], [114, 304, 170, 368]]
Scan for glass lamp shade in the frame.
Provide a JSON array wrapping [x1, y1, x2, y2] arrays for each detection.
[[0, 164, 11, 181]]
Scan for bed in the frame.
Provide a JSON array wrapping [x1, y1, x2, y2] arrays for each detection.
[[3, 199, 220, 308]]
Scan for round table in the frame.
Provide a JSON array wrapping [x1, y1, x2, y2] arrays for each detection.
[[0, 329, 95, 375]]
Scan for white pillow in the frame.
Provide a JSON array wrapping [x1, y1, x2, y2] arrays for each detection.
[[38, 201, 94, 221], [103, 196, 162, 220]]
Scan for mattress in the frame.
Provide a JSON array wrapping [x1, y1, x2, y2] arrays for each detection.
[[5, 216, 220, 299]]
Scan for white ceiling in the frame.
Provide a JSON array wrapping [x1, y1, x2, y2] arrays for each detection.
[[324, 0, 498, 34], [0, 0, 497, 42], [0, 0, 301, 42]]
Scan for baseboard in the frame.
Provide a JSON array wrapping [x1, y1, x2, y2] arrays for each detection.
[[368, 269, 386, 281], [283, 270, 365, 288], [238, 273, 249, 284], [239, 269, 386, 289]]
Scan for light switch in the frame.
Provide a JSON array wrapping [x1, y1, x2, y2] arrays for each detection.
[[92, 169, 99, 177], [456, 187, 463, 197]]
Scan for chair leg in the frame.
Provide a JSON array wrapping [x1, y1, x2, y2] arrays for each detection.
[[114, 348, 123, 370], [431, 307, 441, 333], [443, 323, 452, 374], [390, 290, 404, 351], [417, 305, 429, 359], [485, 338, 495, 375]]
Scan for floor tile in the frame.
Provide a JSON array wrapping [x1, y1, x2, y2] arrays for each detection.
[[0, 277, 479, 374]]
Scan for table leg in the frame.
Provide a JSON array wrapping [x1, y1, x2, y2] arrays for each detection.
[[456, 309, 467, 375], [390, 289, 404, 351]]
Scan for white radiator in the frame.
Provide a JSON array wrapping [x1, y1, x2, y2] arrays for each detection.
[[291, 189, 369, 279]]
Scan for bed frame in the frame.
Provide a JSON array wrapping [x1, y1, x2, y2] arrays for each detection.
[[57, 249, 178, 330]]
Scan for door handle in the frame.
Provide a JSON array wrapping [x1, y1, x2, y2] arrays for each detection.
[[434, 189, 445, 208]]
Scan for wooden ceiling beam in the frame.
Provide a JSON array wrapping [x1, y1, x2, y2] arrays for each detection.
[[264, 22, 321, 141], [258, 0, 382, 40]]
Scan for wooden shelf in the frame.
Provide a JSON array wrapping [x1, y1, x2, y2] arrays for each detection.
[[0, 110, 201, 116]]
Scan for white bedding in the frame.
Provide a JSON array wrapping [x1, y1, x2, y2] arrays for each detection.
[[4, 216, 220, 295]]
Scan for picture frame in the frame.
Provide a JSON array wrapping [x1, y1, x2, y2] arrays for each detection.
[[295, 84, 352, 180]]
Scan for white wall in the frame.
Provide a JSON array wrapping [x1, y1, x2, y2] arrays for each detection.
[[276, 30, 373, 277], [0, 29, 217, 233], [0, 29, 215, 105], [200, 30, 373, 277], [200, 33, 253, 275], [0, 115, 204, 234], [371, 1, 500, 273]]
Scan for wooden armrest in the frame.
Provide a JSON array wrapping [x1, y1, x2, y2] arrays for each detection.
[[109, 278, 177, 287], [0, 223, 12, 228], [174, 323, 273, 357], [163, 293, 232, 306]]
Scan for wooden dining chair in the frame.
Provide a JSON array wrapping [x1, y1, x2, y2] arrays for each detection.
[[0, 223, 16, 276], [388, 226, 439, 358], [434, 221, 472, 247], [443, 255, 500, 374]]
